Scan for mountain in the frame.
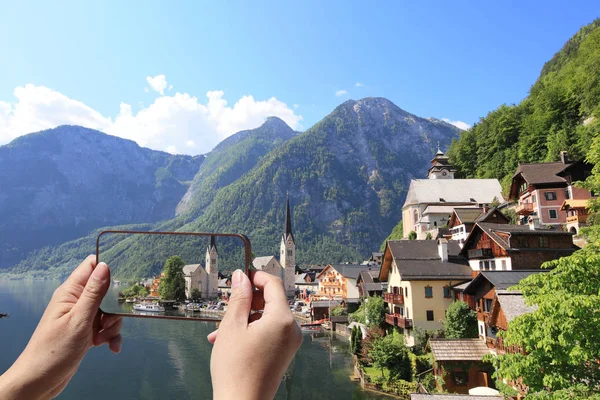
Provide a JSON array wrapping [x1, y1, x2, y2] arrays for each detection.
[[0, 126, 203, 267], [5, 98, 461, 279], [175, 116, 297, 219], [447, 18, 600, 190]]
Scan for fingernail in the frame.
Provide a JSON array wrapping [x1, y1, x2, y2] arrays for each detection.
[[232, 269, 243, 288], [91, 262, 109, 282]]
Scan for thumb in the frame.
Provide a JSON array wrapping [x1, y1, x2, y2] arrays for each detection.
[[73, 262, 110, 323], [220, 269, 252, 328]]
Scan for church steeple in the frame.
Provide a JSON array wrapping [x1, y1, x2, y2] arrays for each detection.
[[428, 145, 457, 180], [206, 235, 218, 298], [208, 235, 218, 254], [283, 193, 294, 242]]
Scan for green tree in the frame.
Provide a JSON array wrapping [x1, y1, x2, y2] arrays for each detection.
[[370, 334, 412, 382], [381, 220, 403, 251], [158, 256, 186, 300], [408, 231, 417, 240], [330, 305, 346, 316], [443, 301, 478, 339], [122, 283, 148, 298], [425, 232, 433, 240], [365, 295, 386, 327], [190, 288, 201, 300]]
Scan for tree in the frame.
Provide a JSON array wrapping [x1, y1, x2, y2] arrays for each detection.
[[330, 305, 346, 316], [122, 283, 148, 298], [443, 301, 478, 339], [425, 232, 433, 240], [190, 288, 201, 300], [159, 256, 186, 301], [365, 295, 385, 327], [370, 333, 412, 382], [359, 326, 385, 365], [408, 231, 417, 240], [350, 326, 362, 356], [492, 245, 600, 396]]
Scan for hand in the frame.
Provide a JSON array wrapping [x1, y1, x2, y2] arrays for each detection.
[[208, 270, 303, 400], [0, 255, 123, 400]]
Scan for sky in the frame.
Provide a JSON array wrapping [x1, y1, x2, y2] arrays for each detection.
[[0, 1, 599, 155]]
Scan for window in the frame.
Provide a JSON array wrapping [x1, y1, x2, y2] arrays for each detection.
[[479, 325, 484, 335], [539, 237, 549, 248], [484, 299, 493, 312], [452, 371, 468, 386], [399, 307, 404, 316], [426, 310, 434, 321], [211, 258, 216, 264], [443, 286, 451, 298], [490, 260, 496, 270], [479, 261, 484, 270], [287, 250, 293, 256], [549, 209, 558, 219], [532, 194, 536, 203], [405, 287, 408, 297], [501, 260, 507, 270], [544, 191, 557, 201], [565, 190, 571, 200], [424, 286, 433, 298]]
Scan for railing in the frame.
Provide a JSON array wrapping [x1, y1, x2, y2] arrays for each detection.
[[385, 313, 413, 329], [320, 281, 341, 286], [467, 248, 493, 259], [567, 214, 588, 224], [515, 203, 534, 215], [384, 292, 404, 305]]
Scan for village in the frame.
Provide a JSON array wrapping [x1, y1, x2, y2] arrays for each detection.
[[123, 147, 593, 399]]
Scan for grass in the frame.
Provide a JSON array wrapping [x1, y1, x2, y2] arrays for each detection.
[[364, 365, 390, 379]]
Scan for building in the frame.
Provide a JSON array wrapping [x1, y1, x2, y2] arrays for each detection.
[[379, 239, 472, 346], [461, 271, 542, 351], [356, 268, 385, 298], [251, 195, 297, 296], [509, 151, 593, 227], [428, 338, 494, 394], [218, 277, 231, 298], [295, 273, 318, 299], [149, 272, 164, 297], [448, 207, 509, 247], [403, 147, 505, 239], [561, 199, 591, 236], [369, 252, 383, 265], [183, 236, 219, 299], [459, 222, 577, 272], [310, 300, 341, 321], [314, 264, 379, 306]]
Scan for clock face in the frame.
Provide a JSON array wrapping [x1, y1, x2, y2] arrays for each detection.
[[441, 170, 448, 176]]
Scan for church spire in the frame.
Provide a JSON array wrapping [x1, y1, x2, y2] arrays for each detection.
[[284, 193, 294, 242], [208, 235, 218, 254]]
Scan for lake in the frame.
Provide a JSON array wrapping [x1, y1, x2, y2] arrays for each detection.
[[0, 280, 389, 399]]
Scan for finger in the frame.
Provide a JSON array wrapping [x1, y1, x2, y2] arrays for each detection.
[[72, 262, 111, 325], [94, 318, 123, 346], [108, 335, 123, 354], [219, 269, 252, 328], [251, 289, 265, 311], [64, 255, 98, 290], [250, 271, 289, 315], [101, 313, 122, 330], [207, 329, 218, 344]]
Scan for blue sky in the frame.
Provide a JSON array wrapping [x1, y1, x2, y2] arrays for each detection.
[[1, 1, 599, 154]]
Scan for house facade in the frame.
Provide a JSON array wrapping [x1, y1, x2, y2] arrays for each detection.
[[509, 152, 593, 227], [379, 239, 472, 347], [460, 222, 577, 272], [314, 264, 378, 303], [403, 147, 505, 239], [448, 207, 510, 247], [461, 271, 542, 353]]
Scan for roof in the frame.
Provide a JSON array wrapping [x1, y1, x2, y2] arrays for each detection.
[[295, 273, 308, 284], [380, 240, 471, 282], [218, 278, 230, 287], [403, 179, 504, 208], [452, 280, 472, 291], [361, 283, 384, 292], [453, 207, 485, 224], [311, 300, 341, 308], [183, 264, 204, 275], [252, 256, 279, 270], [496, 292, 537, 322], [423, 205, 478, 215], [411, 395, 502, 400], [462, 270, 547, 294], [358, 269, 380, 284], [475, 206, 509, 223], [561, 199, 590, 210], [328, 265, 379, 280], [461, 222, 575, 254], [512, 162, 570, 185], [429, 338, 491, 361]]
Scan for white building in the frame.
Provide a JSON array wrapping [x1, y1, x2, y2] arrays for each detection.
[[183, 236, 219, 299], [402, 146, 505, 240]]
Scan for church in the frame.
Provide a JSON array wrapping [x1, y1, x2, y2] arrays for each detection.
[[402, 145, 504, 240], [252, 195, 297, 297], [184, 196, 297, 299]]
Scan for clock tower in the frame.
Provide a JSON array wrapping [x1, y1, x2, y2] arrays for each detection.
[[206, 235, 219, 298], [427, 143, 456, 180], [280, 194, 296, 297]]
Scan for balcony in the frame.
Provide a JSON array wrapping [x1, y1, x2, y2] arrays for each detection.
[[515, 202, 534, 215], [467, 248, 493, 259], [567, 214, 588, 224], [385, 313, 413, 329], [384, 292, 404, 305]]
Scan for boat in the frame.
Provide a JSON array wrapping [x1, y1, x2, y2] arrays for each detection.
[[0, 313, 9, 319], [185, 303, 201, 312], [133, 303, 165, 312], [125, 298, 135, 303]]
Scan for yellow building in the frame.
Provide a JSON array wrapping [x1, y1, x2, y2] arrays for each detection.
[[379, 239, 472, 347]]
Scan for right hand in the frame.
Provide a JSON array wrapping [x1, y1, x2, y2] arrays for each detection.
[[208, 270, 303, 400]]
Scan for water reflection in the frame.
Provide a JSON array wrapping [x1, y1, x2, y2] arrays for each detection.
[[0, 281, 388, 399]]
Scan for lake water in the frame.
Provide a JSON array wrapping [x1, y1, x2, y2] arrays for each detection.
[[0, 280, 388, 399]]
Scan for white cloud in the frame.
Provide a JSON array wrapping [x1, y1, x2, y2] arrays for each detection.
[[166, 145, 178, 154], [146, 74, 168, 95], [441, 118, 471, 131], [355, 82, 364, 87], [335, 89, 347, 96], [168, 84, 173, 91], [293, 104, 299, 109], [0, 83, 303, 155]]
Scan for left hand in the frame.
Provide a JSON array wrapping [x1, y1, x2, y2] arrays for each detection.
[[0, 255, 123, 400]]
